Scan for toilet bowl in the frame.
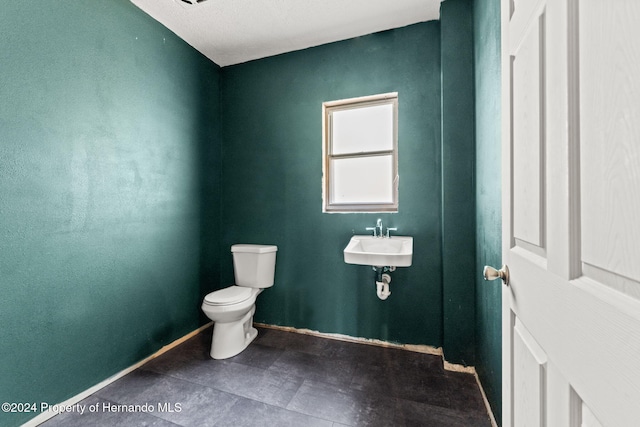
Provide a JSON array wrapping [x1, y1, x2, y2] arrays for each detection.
[[201, 286, 261, 359], [201, 244, 277, 359]]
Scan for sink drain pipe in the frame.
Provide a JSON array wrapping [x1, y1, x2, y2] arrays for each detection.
[[376, 273, 392, 300], [373, 267, 395, 300]]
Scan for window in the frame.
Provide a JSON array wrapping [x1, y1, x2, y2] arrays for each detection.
[[322, 93, 398, 213]]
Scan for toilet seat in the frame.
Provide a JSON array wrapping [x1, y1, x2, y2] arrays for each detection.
[[204, 286, 253, 306]]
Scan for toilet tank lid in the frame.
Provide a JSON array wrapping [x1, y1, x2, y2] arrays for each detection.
[[231, 244, 278, 254]]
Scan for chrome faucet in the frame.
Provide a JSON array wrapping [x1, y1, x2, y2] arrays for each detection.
[[366, 219, 396, 238]]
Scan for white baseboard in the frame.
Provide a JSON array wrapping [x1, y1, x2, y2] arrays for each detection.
[[23, 322, 213, 427]]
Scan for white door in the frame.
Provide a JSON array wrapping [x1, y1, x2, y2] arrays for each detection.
[[500, 0, 640, 425]]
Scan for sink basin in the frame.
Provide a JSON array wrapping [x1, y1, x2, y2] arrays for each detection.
[[343, 235, 413, 267]]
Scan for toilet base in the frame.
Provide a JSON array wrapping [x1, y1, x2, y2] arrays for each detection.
[[210, 305, 258, 359]]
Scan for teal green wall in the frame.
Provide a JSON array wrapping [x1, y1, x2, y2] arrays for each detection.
[[0, 1, 221, 425], [441, 0, 477, 365], [1, 1, 499, 424], [473, 0, 503, 422], [220, 23, 445, 346]]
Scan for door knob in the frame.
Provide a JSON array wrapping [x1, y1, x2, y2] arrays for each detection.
[[483, 265, 510, 286]]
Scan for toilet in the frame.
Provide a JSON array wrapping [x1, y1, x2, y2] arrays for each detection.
[[201, 244, 277, 359]]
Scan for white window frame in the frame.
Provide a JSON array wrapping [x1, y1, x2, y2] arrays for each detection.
[[322, 92, 399, 213]]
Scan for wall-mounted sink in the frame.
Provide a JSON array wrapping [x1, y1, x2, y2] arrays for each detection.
[[343, 235, 413, 267]]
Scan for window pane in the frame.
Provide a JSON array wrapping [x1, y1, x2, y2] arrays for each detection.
[[332, 103, 393, 155], [330, 155, 394, 204]]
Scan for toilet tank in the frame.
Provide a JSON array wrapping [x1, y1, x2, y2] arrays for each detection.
[[231, 244, 278, 288]]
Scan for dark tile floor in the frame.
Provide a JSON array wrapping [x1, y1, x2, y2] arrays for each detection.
[[40, 326, 492, 426]]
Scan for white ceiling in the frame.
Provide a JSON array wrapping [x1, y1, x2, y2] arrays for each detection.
[[130, 0, 443, 67]]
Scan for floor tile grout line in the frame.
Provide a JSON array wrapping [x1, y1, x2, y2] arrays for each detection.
[[138, 361, 308, 411], [157, 370, 340, 427], [220, 389, 336, 425], [141, 343, 466, 414], [153, 339, 485, 417], [140, 349, 371, 425], [43, 327, 492, 426], [283, 379, 361, 426], [94, 369, 291, 426], [83, 394, 184, 427]]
